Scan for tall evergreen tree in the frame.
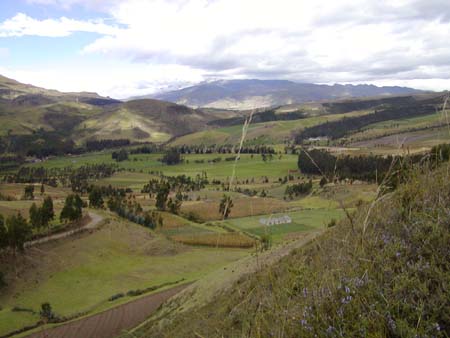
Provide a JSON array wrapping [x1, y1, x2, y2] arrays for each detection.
[[5, 213, 31, 253], [155, 184, 170, 210], [60, 194, 83, 222], [29, 203, 42, 230], [41, 196, 55, 229]]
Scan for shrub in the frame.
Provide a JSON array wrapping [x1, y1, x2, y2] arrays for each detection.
[[40, 303, 55, 321], [327, 218, 337, 227], [108, 293, 125, 302]]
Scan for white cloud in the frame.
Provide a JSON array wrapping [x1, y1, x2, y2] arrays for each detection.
[[2, 0, 450, 96], [81, 0, 450, 86], [0, 13, 120, 37], [0, 63, 203, 99]]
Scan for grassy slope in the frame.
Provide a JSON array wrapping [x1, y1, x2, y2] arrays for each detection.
[[0, 75, 220, 143], [0, 101, 101, 136], [170, 110, 373, 146], [0, 216, 249, 336], [132, 165, 450, 338]]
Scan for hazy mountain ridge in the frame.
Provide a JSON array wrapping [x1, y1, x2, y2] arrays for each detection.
[[141, 79, 424, 109]]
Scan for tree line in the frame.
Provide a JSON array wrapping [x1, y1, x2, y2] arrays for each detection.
[[208, 108, 307, 127], [3, 164, 118, 193], [0, 194, 83, 257], [172, 145, 276, 155], [297, 144, 450, 183], [86, 185, 164, 229]]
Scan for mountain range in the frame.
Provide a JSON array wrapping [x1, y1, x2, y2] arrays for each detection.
[[142, 79, 424, 110], [0, 74, 430, 148]]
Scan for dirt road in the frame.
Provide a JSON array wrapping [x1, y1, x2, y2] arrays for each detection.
[[25, 212, 103, 248], [25, 283, 191, 338]]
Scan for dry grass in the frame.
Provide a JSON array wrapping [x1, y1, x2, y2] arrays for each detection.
[[181, 197, 287, 222]]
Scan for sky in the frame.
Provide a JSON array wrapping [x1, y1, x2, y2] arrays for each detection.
[[0, 0, 449, 99]]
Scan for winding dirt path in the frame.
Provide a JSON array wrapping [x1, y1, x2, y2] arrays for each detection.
[[25, 212, 103, 248], [25, 283, 191, 338]]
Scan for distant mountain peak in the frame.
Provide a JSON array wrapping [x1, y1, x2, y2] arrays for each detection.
[[136, 79, 424, 110]]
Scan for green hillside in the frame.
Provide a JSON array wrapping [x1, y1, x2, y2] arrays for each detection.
[[130, 164, 450, 338], [0, 75, 221, 145]]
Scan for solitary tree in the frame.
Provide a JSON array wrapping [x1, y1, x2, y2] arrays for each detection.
[[219, 195, 233, 219]]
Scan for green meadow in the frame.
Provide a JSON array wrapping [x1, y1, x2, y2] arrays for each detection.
[[221, 209, 346, 242]]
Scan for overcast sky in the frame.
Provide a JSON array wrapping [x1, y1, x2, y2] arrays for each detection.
[[0, 0, 449, 99]]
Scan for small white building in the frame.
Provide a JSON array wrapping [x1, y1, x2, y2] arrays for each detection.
[[259, 215, 292, 226]]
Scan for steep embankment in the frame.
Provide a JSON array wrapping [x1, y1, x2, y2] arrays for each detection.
[[131, 165, 449, 337]]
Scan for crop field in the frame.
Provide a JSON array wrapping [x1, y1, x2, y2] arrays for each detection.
[[0, 183, 72, 200], [0, 219, 249, 336], [221, 209, 346, 242], [181, 196, 289, 222]]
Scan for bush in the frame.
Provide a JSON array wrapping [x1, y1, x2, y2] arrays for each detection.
[[327, 218, 337, 227], [184, 211, 201, 223], [108, 293, 125, 301], [40, 303, 55, 321]]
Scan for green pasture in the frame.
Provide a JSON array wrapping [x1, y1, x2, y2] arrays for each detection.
[[221, 209, 346, 242], [27, 152, 299, 181]]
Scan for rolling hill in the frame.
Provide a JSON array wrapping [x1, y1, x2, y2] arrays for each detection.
[[0, 75, 227, 146], [142, 79, 424, 109]]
